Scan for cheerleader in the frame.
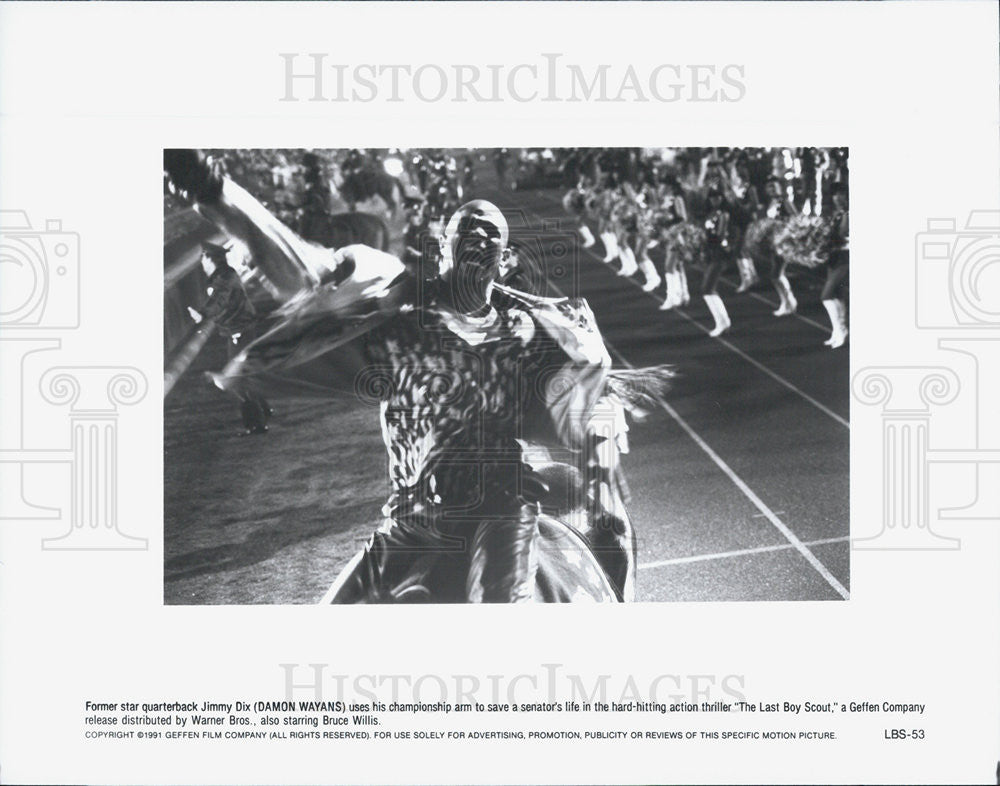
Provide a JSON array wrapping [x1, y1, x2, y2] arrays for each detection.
[[625, 189, 662, 291], [763, 175, 799, 316], [730, 157, 761, 292], [596, 181, 622, 265], [657, 178, 693, 310], [561, 183, 597, 248], [821, 183, 849, 348], [610, 188, 639, 277], [700, 187, 733, 336]]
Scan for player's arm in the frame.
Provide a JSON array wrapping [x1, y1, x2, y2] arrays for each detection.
[[210, 244, 413, 398], [164, 149, 328, 300]]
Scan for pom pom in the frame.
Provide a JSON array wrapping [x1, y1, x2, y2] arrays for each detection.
[[605, 365, 675, 419], [661, 222, 706, 266], [774, 216, 834, 269], [742, 218, 781, 262]]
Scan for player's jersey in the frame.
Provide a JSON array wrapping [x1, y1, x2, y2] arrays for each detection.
[[364, 293, 610, 514], [216, 251, 613, 517]]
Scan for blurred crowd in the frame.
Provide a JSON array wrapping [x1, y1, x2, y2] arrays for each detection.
[[164, 146, 849, 348]]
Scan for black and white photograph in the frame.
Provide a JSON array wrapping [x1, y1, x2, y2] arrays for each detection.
[[163, 146, 850, 604], [6, 1, 1000, 781]]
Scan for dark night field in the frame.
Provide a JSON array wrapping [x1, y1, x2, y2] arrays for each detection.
[[164, 164, 849, 604]]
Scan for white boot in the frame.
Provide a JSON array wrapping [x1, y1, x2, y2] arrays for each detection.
[[579, 224, 596, 248], [784, 276, 798, 314], [678, 266, 691, 305], [772, 274, 798, 316], [602, 232, 619, 263], [736, 257, 758, 293], [638, 255, 662, 292], [823, 298, 848, 348], [674, 271, 686, 307], [833, 298, 848, 348], [619, 245, 638, 277], [771, 280, 787, 315], [704, 293, 731, 337], [659, 271, 678, 310], [822, 299, 839, 345]]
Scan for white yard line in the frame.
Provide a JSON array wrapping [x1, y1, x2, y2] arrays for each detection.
[[639, 536, 849, 570], [608, 345, 850, 600], [671, 305, 851, 430]]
